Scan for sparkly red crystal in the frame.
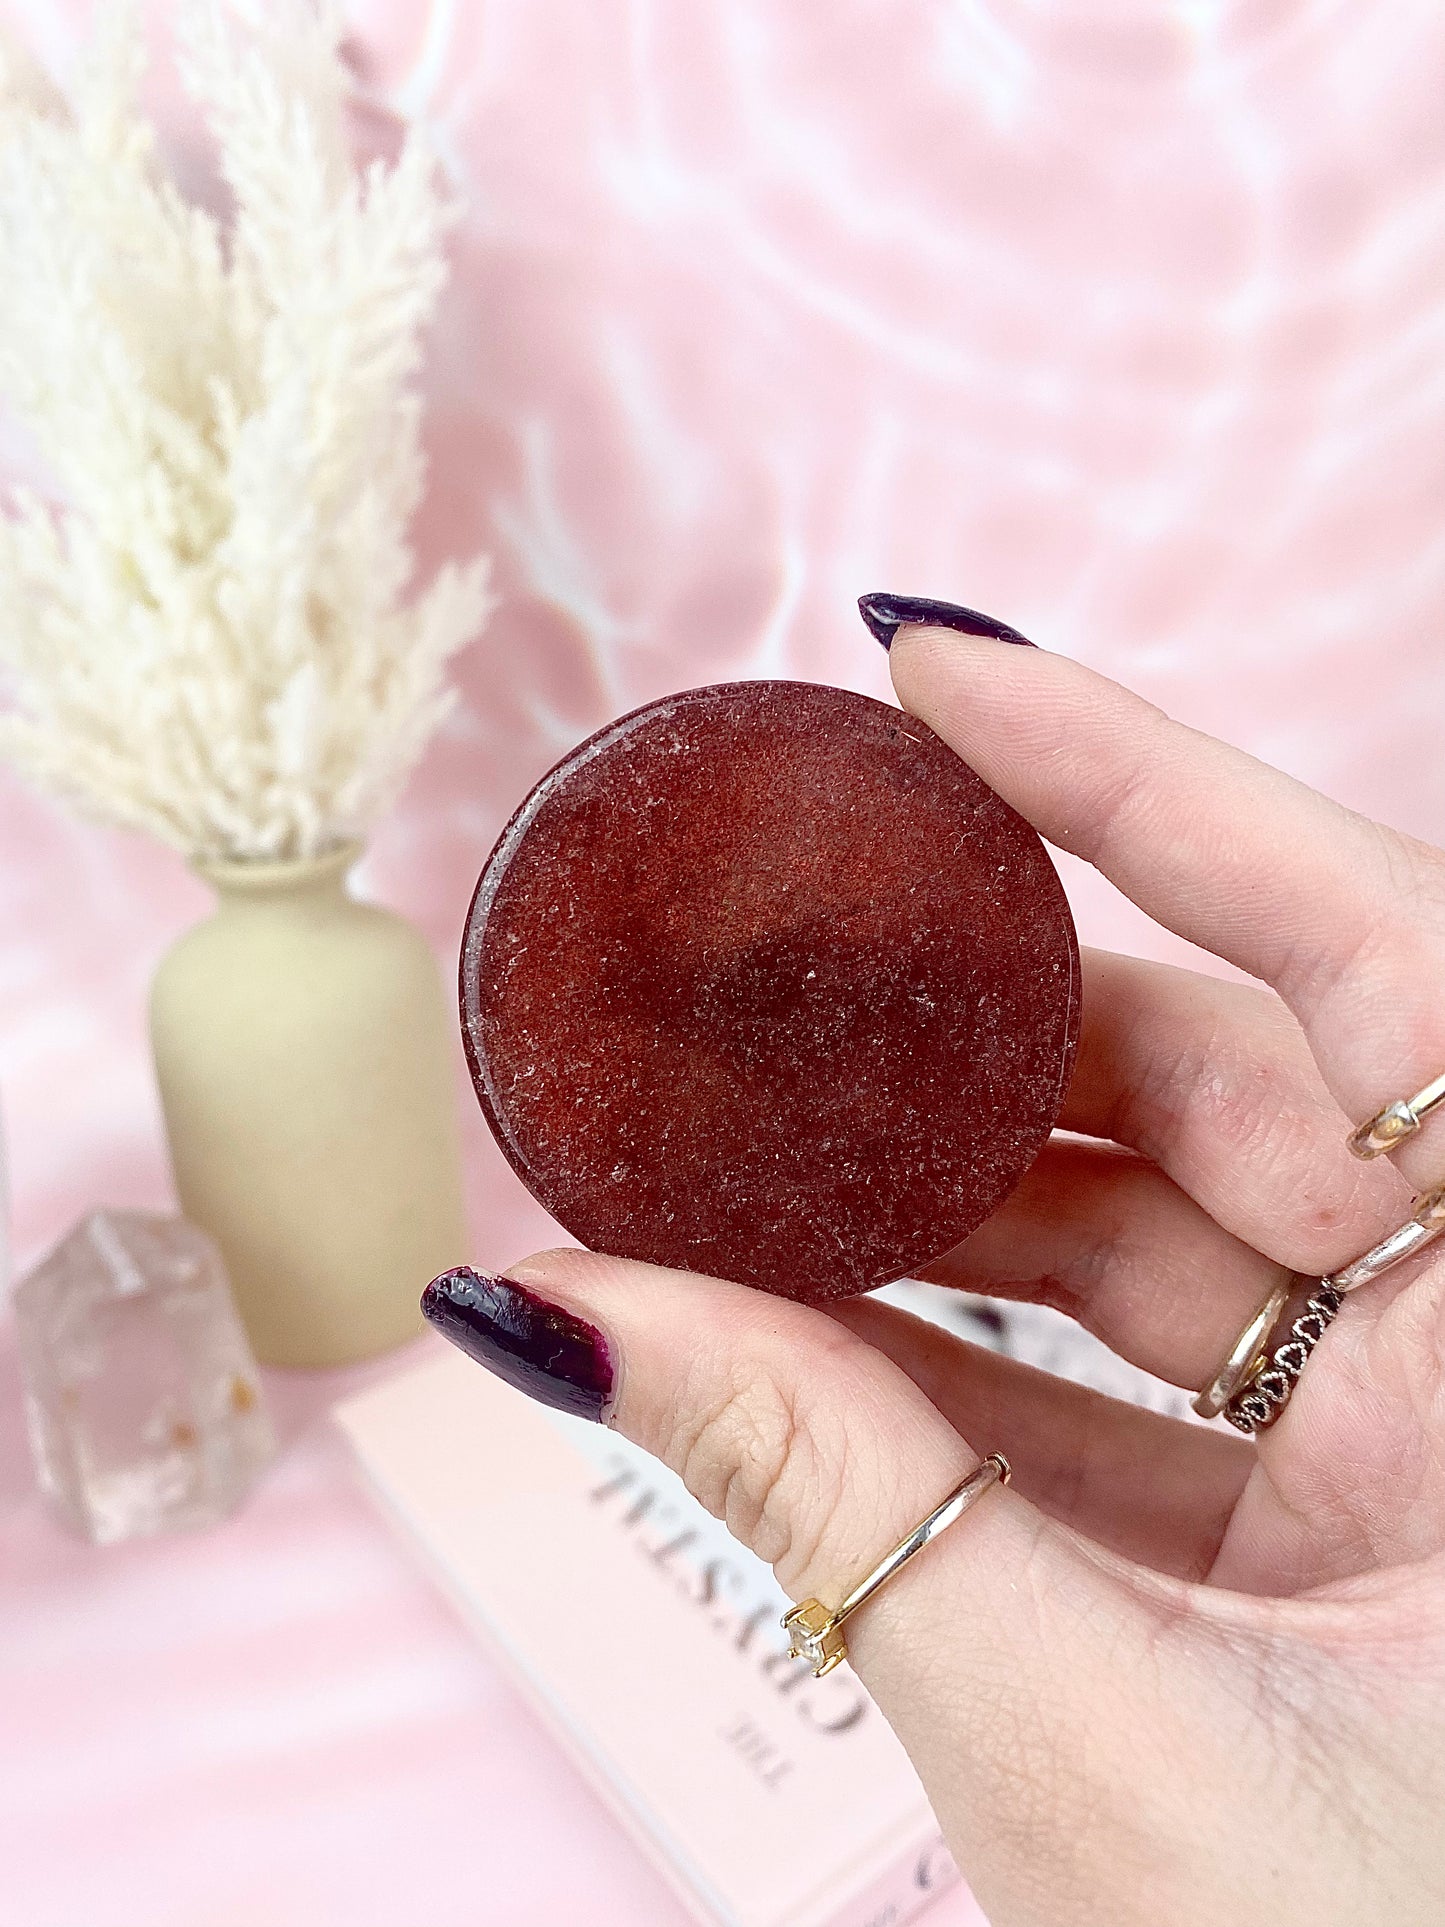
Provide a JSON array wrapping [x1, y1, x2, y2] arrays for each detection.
[[461, 681, 1079, 1303]]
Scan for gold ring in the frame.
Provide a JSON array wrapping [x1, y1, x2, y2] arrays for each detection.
[[1192, 1278, 1293, 1419], [1350, 1070, 1445, 1159], [781, 1454, 1010, 1678]]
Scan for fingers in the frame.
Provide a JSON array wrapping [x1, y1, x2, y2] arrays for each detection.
[[490, 1247, 1157, 1717], [921, 1137, 1287, 1389], [920, 950, 1409, 1398], [1065, 950, 1411, 1272], [440, 1251, 1232, 1919], [832, 1296, 1253, 1580], [501, 1246, 1011, 1612], [886, 626, 1401, 1002], [889, 626, 1445, 1187]]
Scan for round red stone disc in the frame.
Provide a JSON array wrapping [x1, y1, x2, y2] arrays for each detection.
[[461, 681, 1079, 1303]]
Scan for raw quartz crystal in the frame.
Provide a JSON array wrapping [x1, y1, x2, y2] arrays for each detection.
[[462, 681, 1081, 1302], [14, 1210, 276, 1545]]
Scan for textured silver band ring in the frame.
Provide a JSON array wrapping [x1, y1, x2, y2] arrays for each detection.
[[1350, 1070, 1445, 1159], [1222, 1179, 1445, 1433], [1224, 1281, 1343, 1433]]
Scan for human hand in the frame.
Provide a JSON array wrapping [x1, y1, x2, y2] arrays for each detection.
[[426, 618, 1445, 1926]]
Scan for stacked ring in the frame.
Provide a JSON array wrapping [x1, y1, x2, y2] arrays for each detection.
[[1223, 1281, 1343, 1434], [1201, 1180, 1445, 1434]]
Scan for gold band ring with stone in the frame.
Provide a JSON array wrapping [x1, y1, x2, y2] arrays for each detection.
[[1218, 1180, 1445, 1434], [1350, 1070, 1445, 1159], [782, 1454, 1011, 1678]]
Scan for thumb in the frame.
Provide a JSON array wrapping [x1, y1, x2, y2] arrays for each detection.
[[421, 1251, 1203, 1908]]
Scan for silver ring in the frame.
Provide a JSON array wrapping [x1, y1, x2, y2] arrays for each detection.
[[1324, 1180, 1445, 1294], [1224, 1282, 1342, 1433]]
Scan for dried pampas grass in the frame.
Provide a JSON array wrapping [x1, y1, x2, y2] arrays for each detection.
[[0, 3, 492, 861]]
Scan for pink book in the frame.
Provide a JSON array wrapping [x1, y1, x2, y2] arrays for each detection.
[[334, 1349, 978, 1927]]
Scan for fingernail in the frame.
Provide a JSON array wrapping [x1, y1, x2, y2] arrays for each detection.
[[420, 1266, 614, 1423], [857, 592, 1034, 653]]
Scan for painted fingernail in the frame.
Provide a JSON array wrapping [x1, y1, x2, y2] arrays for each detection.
[[857, 592, 1034, 652], [421, 1266, 614, 1422]]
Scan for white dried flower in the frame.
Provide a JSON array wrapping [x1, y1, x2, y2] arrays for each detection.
[[0, 2, 492, 860]]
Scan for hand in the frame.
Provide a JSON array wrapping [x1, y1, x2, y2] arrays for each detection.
[[434, 625, 1445, 1927]]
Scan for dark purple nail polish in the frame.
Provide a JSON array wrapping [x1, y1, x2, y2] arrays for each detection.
[[857, 592, 1034, 653], [420, 1266, 614, 1422]]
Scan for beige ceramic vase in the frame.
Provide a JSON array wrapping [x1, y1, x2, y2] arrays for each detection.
[[150, 843, 467, 1367]]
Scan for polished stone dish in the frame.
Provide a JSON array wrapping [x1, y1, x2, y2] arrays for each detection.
[[461, 681, 1079, 1303]]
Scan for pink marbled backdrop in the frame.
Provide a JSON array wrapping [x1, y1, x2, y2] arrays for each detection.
[[2, 4, 1443, 1923]]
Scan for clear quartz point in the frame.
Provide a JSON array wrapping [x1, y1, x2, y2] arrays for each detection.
[[14, 1209, 276, 1545]]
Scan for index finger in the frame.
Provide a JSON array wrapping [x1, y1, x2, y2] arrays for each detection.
[[888, 624, 1445, 1180]]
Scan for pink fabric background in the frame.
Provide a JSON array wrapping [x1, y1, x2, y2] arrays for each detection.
[[2, 3, 1443, 1922]]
